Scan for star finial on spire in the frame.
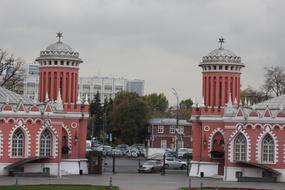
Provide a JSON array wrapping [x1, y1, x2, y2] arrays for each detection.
[[218, 37, 225, 49], [56, 32, 63, 42]]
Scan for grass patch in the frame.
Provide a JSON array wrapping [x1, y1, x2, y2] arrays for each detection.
[[0, 185, 119, 190]]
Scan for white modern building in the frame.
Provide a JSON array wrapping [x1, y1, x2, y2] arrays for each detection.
[[23, 63, 145, 101]]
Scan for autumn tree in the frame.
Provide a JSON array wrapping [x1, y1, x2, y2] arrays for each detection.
[[0, 49, 25, 93]]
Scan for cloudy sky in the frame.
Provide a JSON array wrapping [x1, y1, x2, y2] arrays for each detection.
[[0, 0, 284, 105]]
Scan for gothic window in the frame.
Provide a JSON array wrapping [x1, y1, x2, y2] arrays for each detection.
[[40, 129, 52, 157], [12, 129, 24, 157], [262, 134, 274, 163], [234, 133, 247, 161]]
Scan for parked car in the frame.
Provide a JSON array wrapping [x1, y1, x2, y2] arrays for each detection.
[[126, 148, 139, 158], [164, 150, 177, 158], [178, 148, 192, 159], [102, 145, 112, 156], [164, 157, 187, 169], [116, 144, 129, 155], [130, 144, 146, 157], [111, 148, 124, 157], [138, 160, 163, 173]]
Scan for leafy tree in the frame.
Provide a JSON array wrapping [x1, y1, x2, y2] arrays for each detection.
[[179, 98, 193, 120], [89, 91, 103, 139], [143, 93, 169, 118], [263, 66, 285, 96], [109, 92, 149, 145], [0, 49, 25, 93]]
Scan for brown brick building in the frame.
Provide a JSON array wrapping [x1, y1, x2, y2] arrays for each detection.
[[148, 118, 192, 149]]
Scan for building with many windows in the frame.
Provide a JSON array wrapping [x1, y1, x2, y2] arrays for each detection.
[[23, 67, 144, 102], [0, 34, 89, 176], [190, 39, 285, 182], [148, 118, 192, 150]]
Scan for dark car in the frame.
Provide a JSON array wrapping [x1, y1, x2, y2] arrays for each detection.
[[138, 160, 163, 173]]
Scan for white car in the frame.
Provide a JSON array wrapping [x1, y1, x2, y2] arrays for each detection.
[[164, 157, 187, 169]]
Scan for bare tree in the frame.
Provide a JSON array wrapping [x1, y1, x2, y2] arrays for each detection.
[[0, 49, 25, 93], [241, 86, 271, 105], [263, 66, 285, 96]]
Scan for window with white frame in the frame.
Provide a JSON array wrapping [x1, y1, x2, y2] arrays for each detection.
[[178, 126, 184, 134], [158, 125, 164, 133], [12, 129, 24, 157], [262, 134, 274, 163], [40, 129, 52, 157], [161, 140, 167, 149], [234, 133, 247, 161], [170, 126, 175, 134]]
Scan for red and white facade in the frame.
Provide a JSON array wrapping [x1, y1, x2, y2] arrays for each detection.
[[0, 35, 89, 176], [190, 40, 285, 182]]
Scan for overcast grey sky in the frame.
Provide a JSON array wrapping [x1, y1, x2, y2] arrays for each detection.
[[0, 0, 284, 105]]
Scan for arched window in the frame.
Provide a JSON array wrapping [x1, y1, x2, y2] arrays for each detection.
[[12, 129, 24, 157], [40, 129, 52, 157], [262, 134, 274, 163], [234, 133, 246, 161]]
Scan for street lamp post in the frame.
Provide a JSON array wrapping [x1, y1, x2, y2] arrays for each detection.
[[172, 88, 179, 155]]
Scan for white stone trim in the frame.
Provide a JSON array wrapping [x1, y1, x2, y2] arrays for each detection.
[[228, 126, 251, 162], [62, 125, 72, 153], [8, 119, 31, 158], [255, 127, 278, 163], [0, 129, 3, 157], [35, 121, 59, 158], [208, 128, 224, 154]]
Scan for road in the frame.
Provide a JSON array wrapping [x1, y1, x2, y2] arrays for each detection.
[[102, 157, 188, 175]]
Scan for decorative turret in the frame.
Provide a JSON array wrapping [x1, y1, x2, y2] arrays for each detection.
[[36, 32, 82, 104], [199, 38, 245, 108]]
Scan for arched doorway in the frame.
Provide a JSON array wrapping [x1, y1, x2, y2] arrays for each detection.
[[62, 128, 70, 158], [210, 132, 225, 175]]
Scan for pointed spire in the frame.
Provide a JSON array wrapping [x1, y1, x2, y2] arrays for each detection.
[[234, 97, 238, 106], [193, 97, 198, 107], [248, 98, 251, 106], [56, 89, 63, 111], [227, 93, 233, 107], [6, 97, 9, 104], [33, 89, 38, 104], [77, 94, 82, 104], [239, 99, 243, 107], [200, 96, 205, 107], [84, 94, 89, 105], [45, 91, 49, 102], [244, 97, 248, 106]]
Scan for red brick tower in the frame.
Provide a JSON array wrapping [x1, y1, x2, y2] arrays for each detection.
[[36, 32, 82, 103], [190, 38, 245, 177], [199, 38, 244, 108]]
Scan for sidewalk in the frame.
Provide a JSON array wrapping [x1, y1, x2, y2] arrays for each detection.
[[0, 173, 285, 190]]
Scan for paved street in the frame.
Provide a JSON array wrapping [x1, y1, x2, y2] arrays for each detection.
[[1, 173, 285, 190]]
